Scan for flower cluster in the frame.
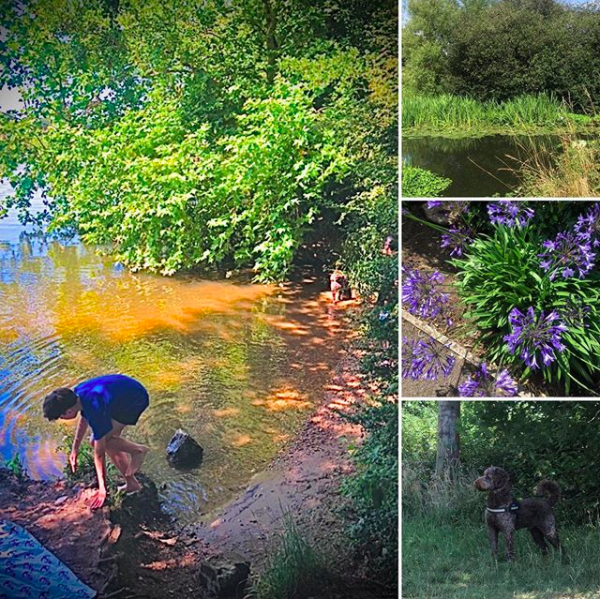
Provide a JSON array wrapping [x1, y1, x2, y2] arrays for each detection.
[[574, 202, 600, 248], [402, 337, 455, 380], [458, 362, 518, 397], [504, 307, 567, 370], [441, 225, 474, 257], [488, 201, 534, 227], [402, 267, 449, 320], [538, 231, 596, 280]]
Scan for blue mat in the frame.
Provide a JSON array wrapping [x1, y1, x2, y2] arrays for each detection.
[[0, 520, 96, 599]]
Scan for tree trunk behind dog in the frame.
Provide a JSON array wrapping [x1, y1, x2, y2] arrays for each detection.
[[436, 401, 460, 477]]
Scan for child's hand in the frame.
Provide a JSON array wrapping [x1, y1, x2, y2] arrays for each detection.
[[89, 488, 107, 509], [69, 450, 78, 473]]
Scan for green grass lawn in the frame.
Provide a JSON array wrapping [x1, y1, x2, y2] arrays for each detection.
[[403, 518, 600, 599]]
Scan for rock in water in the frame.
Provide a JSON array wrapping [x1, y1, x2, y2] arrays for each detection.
[[198, 555, 251, 599], [165, 429, 204, 468]]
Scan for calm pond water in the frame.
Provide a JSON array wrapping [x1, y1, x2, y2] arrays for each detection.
[[0, 184, 349, 522], [402, 134, 561, 197]]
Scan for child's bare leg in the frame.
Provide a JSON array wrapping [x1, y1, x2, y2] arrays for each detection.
[[106, 447, 142, 493], [106, 446, 130, 477], [106, 422, 149, 477]]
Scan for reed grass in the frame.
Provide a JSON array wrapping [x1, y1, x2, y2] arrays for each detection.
[[402, 93, 591, 134], [516, 137, 600, 197]]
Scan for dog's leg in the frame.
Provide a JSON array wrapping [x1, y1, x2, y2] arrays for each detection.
[[505, 528, 515, 561], [487, 526, 499, 558], [530, 528, 549, 555], [545, 530, 567, 560]]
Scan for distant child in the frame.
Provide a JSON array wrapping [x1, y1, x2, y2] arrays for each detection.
[[43, 374, 150, 509]]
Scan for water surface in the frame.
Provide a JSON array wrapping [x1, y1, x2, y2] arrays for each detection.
[[0, 185, 348, 522], [402, 135, 561, 197]]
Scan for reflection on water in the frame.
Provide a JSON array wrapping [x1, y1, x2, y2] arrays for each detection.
[[0, 217, 348, 521], [402, 135, 561, 197]]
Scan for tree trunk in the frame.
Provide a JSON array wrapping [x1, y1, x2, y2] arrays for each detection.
[[262, 0, 279, 85], [436, 401, 460, 477]]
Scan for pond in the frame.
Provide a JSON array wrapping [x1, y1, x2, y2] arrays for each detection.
[[402, 134, 561, 197], [0, 184, 349, 522]]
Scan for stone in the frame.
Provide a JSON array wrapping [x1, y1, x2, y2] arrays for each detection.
[[423, 203, 451, 225], [166, 429, 204, 468], [198, 555, 250, 599]]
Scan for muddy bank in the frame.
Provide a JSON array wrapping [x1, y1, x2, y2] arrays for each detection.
[[0, 469, 118, 595]]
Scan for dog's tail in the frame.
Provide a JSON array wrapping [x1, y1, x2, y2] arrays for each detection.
[[535, 480, 560, 507]]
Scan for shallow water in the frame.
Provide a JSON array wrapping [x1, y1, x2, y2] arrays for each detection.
[[402, 134, 561, 197], [0, 185, 349, 522]]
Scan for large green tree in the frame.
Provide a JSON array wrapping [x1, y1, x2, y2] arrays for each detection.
[[0, 0, 397, 280]]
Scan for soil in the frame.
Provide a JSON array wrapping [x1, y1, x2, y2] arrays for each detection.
[[1, 315, 397, 599], [0, 469, 117, 594]]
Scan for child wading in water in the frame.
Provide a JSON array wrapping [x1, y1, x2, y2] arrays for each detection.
[[43, 374, 150, 509]]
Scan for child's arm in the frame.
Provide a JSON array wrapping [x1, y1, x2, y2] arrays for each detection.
[[89, 436, 108, 509], [69, 416, 89, 473]]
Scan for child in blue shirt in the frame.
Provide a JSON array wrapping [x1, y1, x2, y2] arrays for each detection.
[[43, 374, 150, 509]]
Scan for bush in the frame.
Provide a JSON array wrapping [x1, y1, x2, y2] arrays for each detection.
[[451, 222, 600, 394], [342, 399, 398, 584]]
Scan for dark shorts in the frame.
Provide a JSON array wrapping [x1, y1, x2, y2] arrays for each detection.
[[112, 390, 149, 426]]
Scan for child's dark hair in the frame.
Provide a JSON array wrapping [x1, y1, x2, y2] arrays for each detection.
[[43, 388, 77, 420]]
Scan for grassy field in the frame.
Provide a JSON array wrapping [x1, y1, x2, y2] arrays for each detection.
[[402, 93, 595, 137], [403, 518, 600, 599]]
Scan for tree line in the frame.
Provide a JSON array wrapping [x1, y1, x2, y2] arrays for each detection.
[[403, 0, 600, 110]]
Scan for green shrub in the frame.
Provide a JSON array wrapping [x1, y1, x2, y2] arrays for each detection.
[[402, 165, 451, 197], [451, 224, 600, 394], [342, 400, 398, 584]]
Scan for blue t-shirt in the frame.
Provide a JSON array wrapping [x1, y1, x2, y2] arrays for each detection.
[[74, 374, 149, 441]]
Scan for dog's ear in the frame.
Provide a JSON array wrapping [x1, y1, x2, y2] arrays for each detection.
[[492, 467, 509, 486]]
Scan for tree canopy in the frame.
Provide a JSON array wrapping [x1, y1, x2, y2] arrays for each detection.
[[403, 0, 600, 109], [0, 0, 397, 280]]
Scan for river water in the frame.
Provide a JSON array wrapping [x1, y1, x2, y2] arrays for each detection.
[[0, 183, 349, 522], [402, 134, 561, 197]]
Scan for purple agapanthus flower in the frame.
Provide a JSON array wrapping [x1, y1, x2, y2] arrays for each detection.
[[574, 202, 600, 248], [441, 225, 474, 257], [426, 201, 443, 209], [402, 336, 455, 380], [503, 307, 567, 370], [538, 231, 596, 280], [402, 267, 449, 320], [458, 362, 518, 397], [488, 201, 534, 227]]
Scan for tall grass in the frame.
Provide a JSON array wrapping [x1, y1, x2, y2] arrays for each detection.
[[250, 517, 331, 599], [516, 137, 600, 197], [402, 93, 589, 134], [402, 460, 483, 526]]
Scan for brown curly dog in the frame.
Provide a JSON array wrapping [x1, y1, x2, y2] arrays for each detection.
[[474, 466, 565, 561]]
